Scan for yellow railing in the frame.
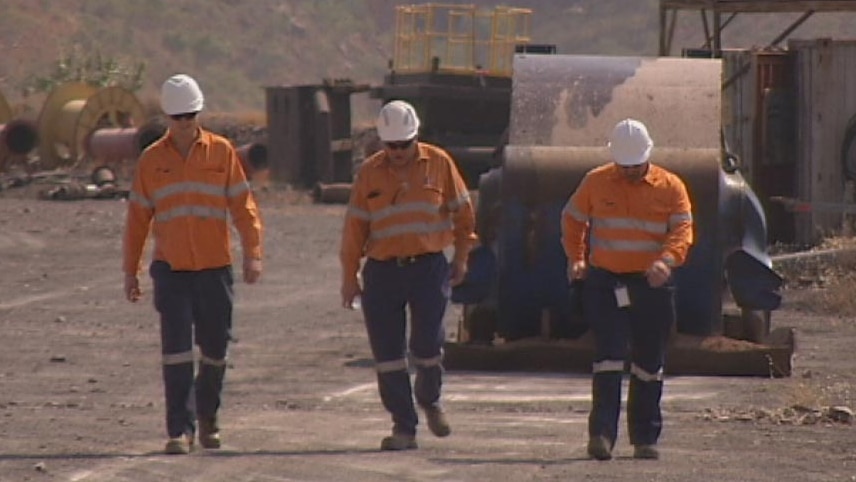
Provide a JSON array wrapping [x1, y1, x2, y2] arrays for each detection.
[[392, 3, 532, 77]]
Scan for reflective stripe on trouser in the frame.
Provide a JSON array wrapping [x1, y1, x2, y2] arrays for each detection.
[[361, 253, 449, 436], [583, 267, 674, 446], [150, 260, 234, 438]]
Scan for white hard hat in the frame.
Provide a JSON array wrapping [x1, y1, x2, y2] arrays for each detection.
[[161, 74, 205, 116], [376, 100, 420, 142], [608, 118, 653, 166]]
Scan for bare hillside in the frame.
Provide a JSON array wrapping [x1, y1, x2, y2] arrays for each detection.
[[2, 0, 856, 115]]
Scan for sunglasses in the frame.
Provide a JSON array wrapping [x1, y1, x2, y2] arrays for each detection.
[[169, 112, 199, 121], [384, 138, 415, 150]]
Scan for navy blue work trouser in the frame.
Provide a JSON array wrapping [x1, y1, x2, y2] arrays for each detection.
[[150, 260, 233, 438], [361, 252, 449, 436], [583, 266, 674, 447]]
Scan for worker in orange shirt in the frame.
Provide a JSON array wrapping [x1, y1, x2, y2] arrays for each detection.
[[340, 100, 477, 450], [123, 74, 263, 455], [561, 119, 693, 461]]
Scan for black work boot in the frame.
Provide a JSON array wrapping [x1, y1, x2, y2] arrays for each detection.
[[587, 435, 613, 461], [198, 417, 221, 449], [633, 444, 660, 460], [421, 406, 451, 437]]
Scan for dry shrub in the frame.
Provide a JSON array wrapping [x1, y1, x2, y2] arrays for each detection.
[[776, 237, 856, 316]]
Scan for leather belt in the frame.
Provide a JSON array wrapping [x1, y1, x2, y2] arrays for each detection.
[[378, 252, 441, 267]]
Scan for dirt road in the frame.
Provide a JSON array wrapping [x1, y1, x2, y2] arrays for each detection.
[[0, 193, 853, 481]]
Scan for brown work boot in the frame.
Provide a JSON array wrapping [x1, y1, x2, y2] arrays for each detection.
[[198, 418, 221, 449], [380, 432, 418, 451], [422, 406, 451, 437], [164, 434, 193, 455], [586, 435, 613, 461], [633, 444, 660, 460]]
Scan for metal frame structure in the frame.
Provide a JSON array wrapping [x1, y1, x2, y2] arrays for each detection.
[[659, 1, 856, 56], [392, 3, 531, 77]]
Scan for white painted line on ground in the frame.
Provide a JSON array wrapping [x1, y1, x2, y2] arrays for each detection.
[[323, 374, 719, 404], [0, 273, 116, 309], [323, 382, 376, 401]]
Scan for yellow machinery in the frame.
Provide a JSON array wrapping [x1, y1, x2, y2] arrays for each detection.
[[391, 3, 532, 77], [371, 4, 544, 187], [37, 83, 159, 170]]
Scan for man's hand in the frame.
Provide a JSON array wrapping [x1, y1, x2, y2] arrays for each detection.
[[341, 276, 362, 309], [645, 259, 671, 288], [449, 258, 467, 287], [567, 260, 587, 282], [124, 274, 141, 302], [244, 257, 262, 284]]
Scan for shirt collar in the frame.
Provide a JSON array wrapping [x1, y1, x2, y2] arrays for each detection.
[[608, 162, 660, 185], [380, 141, 427, 167], [166, 127, 209, 149]]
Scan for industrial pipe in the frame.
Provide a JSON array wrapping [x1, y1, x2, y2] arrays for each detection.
[[236, 142, 270, 190], [236, 142, 269, 174], [86, 123, 166, 165], [313, 182, 352, 204], [0, 120, 39, 155]]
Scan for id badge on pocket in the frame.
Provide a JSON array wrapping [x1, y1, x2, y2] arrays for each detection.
[[614, 284, 630, 308]]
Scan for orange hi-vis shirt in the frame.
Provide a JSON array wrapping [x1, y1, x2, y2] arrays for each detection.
[[340, 142, 477, 280], [123, 129, 263, 274], [561, 163, 693, 273]]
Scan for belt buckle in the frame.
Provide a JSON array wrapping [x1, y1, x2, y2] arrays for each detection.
[[396, 256, 415, 267]]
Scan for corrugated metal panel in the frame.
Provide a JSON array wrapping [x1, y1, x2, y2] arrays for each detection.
[[722, 49, 756, 181], [791, 39, 856, 243]]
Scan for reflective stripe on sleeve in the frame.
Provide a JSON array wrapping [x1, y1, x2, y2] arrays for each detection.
[[226, 181, 250, 198], [562, 202, 588, 223], [346, 206, 371, 220], [129, 191, 154, 209], [446, 192, 470, 212], [668, 212, 693, 230]]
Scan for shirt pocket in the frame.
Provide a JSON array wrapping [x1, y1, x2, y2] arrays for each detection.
[[364, 185, 392, 215], [420, 185, 445, 213], [591, 194, 623, 218], [646, 192, 673, 218], [198, 164, 229, 187]]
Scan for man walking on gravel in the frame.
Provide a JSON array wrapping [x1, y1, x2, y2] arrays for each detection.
[[562, 118, 693, 461], [340, 100, 476, 450], [123, 74, 263, 455]]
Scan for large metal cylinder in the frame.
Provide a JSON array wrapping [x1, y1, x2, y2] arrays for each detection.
[[509, 54, 721, 148], [470, 54, 780, 341]]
